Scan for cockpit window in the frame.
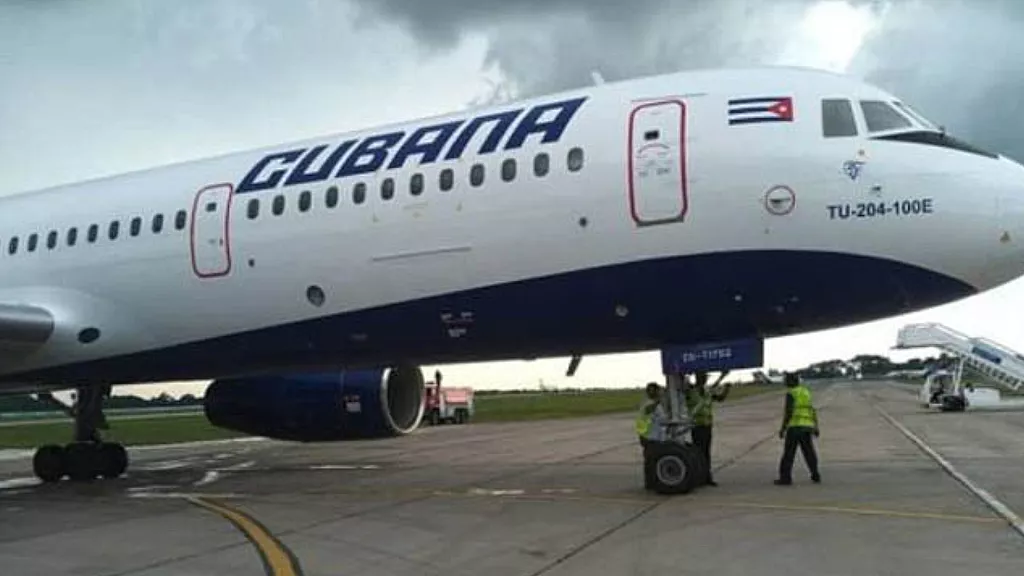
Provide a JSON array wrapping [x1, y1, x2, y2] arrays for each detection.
[[821, 99, 858, 137], [860, 100, 913, 133], [892, 101, 937, 130]]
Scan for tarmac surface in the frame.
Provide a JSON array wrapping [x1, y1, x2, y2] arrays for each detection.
[[1, 380, 1023, 575]]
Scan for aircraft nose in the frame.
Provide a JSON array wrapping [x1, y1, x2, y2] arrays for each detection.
[[988, 155, 1024, 287]]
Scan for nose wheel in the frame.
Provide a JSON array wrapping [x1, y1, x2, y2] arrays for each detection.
[[31, 385, 129, 482], [643, 441, 706, 494]]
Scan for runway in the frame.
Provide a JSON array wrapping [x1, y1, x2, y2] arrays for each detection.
[[1, 381, 1022, 575]]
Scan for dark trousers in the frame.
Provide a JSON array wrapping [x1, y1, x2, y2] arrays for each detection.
[[639, 437, 654, 487], [778, 426, 819, 482], [691, 425, 713, 483]]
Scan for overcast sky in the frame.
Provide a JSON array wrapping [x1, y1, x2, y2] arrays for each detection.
[[3, 0, 1024, 395]]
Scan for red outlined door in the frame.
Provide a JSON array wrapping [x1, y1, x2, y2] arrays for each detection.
[[627, 100, 688, 226], [190, 183, 233, 278]]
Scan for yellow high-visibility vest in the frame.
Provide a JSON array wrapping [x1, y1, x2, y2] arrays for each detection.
[[635, 412, 652, 436], [685, 389, 714, 426], [788, 385, 816, 428], [636, 400, 659, 437]]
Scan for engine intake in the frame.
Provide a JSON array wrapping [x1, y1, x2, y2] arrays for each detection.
[[203, 364, 425, 441]]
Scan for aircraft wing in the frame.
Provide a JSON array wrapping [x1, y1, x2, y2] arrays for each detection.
[[0, 303, 55, 350]]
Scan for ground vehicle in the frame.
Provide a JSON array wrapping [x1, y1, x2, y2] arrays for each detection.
[[423, 384, 474, 425], [919, 369, 1001, 412]]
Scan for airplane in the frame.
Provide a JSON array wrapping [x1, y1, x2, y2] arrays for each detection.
[[2, 65, 1024, 490], [752, 370, 785, 385]]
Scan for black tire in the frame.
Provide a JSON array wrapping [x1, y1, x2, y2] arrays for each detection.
[[65, 442, 98, 482], [941, 396, 966, 412], [455, 409, 467, 424], [33, 444, 65, 483], [645, 442, 701, 495], [99, 443, 128, 479], [428, 410, 440, 426]]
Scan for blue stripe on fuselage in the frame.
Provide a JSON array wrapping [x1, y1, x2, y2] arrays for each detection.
[[2, 250, 975, 388], [236, 96, 588, 195]]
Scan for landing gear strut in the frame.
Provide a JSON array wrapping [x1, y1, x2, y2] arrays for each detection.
[[32, 385, 128, 482], [642, 373, 708, 495]]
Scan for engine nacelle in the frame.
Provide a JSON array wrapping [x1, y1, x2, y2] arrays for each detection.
[[203, 364, 425, 441]]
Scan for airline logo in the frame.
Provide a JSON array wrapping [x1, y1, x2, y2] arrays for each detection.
[[727, 96, 794, 125], [236, 96, 588, 194]]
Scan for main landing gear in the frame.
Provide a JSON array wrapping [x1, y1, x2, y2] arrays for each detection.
[[642, 373, 709, 495], [32, 385, 128, 482]]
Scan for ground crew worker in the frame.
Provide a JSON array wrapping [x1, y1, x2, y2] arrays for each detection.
[[636, 382, 666, 446], [636, 382, 667, 489], [685, 370, 730, 486], [775, 372, 822, 485]]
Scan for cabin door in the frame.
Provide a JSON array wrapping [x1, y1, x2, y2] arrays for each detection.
[[627, 100, 688, 226], [190, 183, 233, 278]]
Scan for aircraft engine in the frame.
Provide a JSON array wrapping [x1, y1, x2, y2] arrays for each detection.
[[203, 364, 425, 441]]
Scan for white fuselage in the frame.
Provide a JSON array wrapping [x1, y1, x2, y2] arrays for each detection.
[[2, 66, 1024, 391]]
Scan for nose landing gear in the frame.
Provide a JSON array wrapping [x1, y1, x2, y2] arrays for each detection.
[[31, 385, 129, 482], [641, 372, 709, 495]]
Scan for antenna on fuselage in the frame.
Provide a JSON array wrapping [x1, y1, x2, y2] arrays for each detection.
[[590, 71, 606, 86]]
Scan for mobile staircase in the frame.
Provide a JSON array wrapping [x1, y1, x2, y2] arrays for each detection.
[[894, 323, 1024, 411]]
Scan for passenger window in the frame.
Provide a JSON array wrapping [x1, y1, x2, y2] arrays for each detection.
[[67, 227, 78, 246], [353, 182, 367, 204], [567, 147, 584, 172], [439, 169, 454, 191], [272, 195, 285, 216], [410, 173, 424, 196], [88, 225, 99, 243], [299, 190, 312, 212], [109, 221, 120, 240], [130, 217, 142, 237], [47, 231, 57, 250], [470, 164, 485, 187], [381, 178, 395, 200], [175, 210, 187, 230], [326, 186, 339, 208], [247, 199, 259, 220], [501, 158, 517, 182], [821, 99, 858, 138], [205, 202, 217, 213], [860, 100, 912, 133], [28, 233, 38, 252], [7, 237, 17, 255], [534, 153, 550, 177], [152, 214, 164, 234]]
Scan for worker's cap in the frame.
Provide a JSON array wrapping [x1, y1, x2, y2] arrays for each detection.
[[784, 372, 800, 386], [645, 382, 660, 393]]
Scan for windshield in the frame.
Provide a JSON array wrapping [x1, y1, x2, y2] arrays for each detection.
[[892, 101, 939, 130], [860, 100, 914, 133]]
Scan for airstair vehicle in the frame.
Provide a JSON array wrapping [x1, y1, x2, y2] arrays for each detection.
[[894, 323, 1024, 412]]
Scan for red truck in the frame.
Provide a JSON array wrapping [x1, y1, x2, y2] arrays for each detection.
[[423, 381, 474, 425]]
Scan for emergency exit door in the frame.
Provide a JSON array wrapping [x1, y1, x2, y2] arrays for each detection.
[[627, 100, 688, 226], [190, 183, 233, 278]]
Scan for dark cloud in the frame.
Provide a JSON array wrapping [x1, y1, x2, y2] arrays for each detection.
[[0, 0, 492, 193], [363, 0, 660, 49], [361, 0, 1024, 160], [849, 1, 1024, 162], [359, 0, 888, 94]]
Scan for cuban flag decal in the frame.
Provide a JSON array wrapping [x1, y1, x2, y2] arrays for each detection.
[[727, 96, 794, 125]]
